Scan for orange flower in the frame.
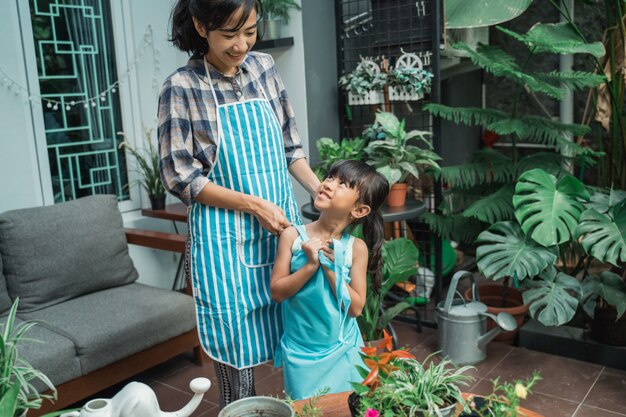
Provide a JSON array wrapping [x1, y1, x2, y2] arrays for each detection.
[[359, 330, 416, 390]]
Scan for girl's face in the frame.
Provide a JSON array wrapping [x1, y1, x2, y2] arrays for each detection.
[[314, 175, 362, 216], [196, 7, 258, 76]]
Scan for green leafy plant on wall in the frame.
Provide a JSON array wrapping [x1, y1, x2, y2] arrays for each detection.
[[260, 0, 301, 23], [423, 21, 605, 245], [313, 137, 367, 181]]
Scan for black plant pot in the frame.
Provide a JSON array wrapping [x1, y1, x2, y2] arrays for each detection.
[[149, 194, 166, 210], [347, 391, 361, 417]]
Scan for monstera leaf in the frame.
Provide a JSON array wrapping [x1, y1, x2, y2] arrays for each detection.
[[476, 221, 558, 281], [513, 169, 589, 247], [577, 200, 626, 266], [523, 266, 582, 327], [445, 0, 532, 29], [587, 189, 626, 214], [582, 271, 626, 320]]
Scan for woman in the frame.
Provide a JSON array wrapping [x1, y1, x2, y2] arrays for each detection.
[[158, 0, 319, 407]]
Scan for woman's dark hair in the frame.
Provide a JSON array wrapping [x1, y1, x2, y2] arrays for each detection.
[[170, 0, 261, 56], [327, 160, 390, 292]]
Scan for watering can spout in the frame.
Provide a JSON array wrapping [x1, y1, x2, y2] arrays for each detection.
[[477, 312, 517, 349]]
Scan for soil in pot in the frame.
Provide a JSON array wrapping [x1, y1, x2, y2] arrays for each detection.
[[464, 284, 529, 344], [347, 391, 361, 417]]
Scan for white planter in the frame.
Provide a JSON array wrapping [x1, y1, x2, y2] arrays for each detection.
[[348, 91, 383, 105], [389, 86, 424, 102]]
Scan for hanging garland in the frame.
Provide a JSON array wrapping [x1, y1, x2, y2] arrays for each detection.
[[0, 25, 159, 112]]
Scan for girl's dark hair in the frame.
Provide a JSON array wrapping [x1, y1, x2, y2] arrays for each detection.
[[170, 0, 261, 56], [327, 160, 390, 292]]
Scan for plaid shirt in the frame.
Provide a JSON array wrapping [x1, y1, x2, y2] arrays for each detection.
[[157, 52, 306, 205]]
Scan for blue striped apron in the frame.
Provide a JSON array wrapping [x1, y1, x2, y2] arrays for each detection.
[[188, 62, 301, 369]]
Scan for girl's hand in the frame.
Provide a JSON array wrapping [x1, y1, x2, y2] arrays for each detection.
[[321, 240, 334, 263], [302, 237, 324, 265], [248, 196, 291, 236]]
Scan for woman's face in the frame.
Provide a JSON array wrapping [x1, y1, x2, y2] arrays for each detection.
[[200, 7, 258, 76]]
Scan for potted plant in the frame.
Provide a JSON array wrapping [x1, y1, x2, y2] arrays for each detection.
[[475, 168, 626, 332], [338, 58, 387, 106], [350, 341, 475, 417], [386, 51, 434, 102], [118, 127, 166, 210], [357, 238, 420, 345], [260, 0, 301, 40], [313, 136, 368, 181], [461, 371, 542, 417], [364, 112, 441, 207], [0, 299, 58, 417]]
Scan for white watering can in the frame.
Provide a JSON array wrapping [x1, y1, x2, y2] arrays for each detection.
[[436, 270, 517, 365], [60, 377, 211, 417]]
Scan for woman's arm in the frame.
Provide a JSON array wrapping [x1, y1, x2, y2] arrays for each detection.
[[289, 158, 321, 198], [321, 238, 368, 317], [270, 227, 322, 302]]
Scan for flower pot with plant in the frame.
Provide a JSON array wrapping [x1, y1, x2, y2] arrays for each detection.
[[338, 58, 386, 106], [387, 50, 434, 102], [357, 238, 420, 345], [364, 112, 441, 207], [313, 137, 368, 181], [350, 341, 475, 417], [475, 168, 626, 332], [260, 0, 301, 40], [118, 127, 166, 210], [0, 299, 59, 417]]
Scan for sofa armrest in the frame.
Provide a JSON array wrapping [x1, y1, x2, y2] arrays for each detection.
[[124, 228, 185, 253]]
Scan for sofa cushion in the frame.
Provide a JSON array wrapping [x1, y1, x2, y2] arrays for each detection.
[[23, 283, 196, 374], [0, 255, 13, 315], [6, 317, 82, 391], [0, 195, 138, 312]]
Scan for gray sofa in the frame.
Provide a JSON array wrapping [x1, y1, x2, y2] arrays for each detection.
[[0, 195, 202, 416]]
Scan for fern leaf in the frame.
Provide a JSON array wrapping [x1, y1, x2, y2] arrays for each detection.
[[516, 152, 568, 177], [463, 185, 515, 223], [487, 115, 590, 145], [440, 160, 515, 189], [534, 71, 606, 92], [421, 212, 484, 244], [424, 104, 507, 128]]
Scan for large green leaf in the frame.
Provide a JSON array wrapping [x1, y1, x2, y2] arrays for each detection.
[[375, 112, 401, 137], [381, 238, 419, 296], [513, 169, 589, 247], [577, 200, 626, 266], [462, 184, 514, 223], [476, 221, 558, 281], [0, 382, 19, 417], [587, 189, 626, 214], [445, 0, 532, 29], [582, 271, 626, 319], [522, 266, 582, 326], [499, 23, 605, 57]]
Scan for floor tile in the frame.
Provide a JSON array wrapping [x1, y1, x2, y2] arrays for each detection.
[[582, 368, 626, 414], [574, 404, 626, 417], [485, 347, 603, 403], [149, 381, 218, 415]]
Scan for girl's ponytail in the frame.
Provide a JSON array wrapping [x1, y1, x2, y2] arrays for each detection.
[[362, 209, 385, 293]]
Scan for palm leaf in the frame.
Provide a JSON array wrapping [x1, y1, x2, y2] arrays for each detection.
[[498, 23, 605, 57], [576, 200, 626, 266], [582, 271, 626, 319], [516, 152, 567, 177], [476, 221, 558, 281], [533, 70, 605, 92], [462, 184, 515, 223], [513, 169, 589, 247], [487, 115, 590, 145], [439, 151, 514, 189], [424, 104, 508, 128], [421, 212, 484, 243], [523, 266, 582, 327]]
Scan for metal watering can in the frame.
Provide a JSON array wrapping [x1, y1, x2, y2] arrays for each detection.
[[436, 270, 517, 365]]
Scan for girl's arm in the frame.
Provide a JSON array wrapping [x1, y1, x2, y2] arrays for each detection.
[[270, 227, 322, 302], [322, 238, 368, 317]]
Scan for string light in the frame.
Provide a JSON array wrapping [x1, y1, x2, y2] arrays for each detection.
[[0, 25, 159, 113]]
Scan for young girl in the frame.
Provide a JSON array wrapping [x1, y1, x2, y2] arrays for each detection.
[[270, 160, 389, 400]]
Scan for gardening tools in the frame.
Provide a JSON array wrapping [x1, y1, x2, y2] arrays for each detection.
[[436, 271, 517, 365]]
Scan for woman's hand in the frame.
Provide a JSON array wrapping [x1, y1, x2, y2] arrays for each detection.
[[247, 196, 291, 236], [302, 237, 324, 266]]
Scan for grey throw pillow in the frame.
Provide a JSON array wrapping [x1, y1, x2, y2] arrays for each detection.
[[0, 255, 13, 315], [0, 195, 138, 312]]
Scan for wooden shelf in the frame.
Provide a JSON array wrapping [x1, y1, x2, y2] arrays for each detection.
[[252, 37, 294, 51]]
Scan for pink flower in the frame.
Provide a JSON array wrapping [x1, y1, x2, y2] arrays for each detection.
[[364, 409, 379, 417]]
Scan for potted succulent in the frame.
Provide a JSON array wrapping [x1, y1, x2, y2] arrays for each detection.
[[364, 112, 441, 207], [386, 51, 434, 102], [260, 0, 301, 40], [350, 340, 474, 417], [338, 58, 387, 106], [0, 299, 58, 417], [475, 168, 626, 332], [357, 238, 420, 344], [118, 127, 166, 210]]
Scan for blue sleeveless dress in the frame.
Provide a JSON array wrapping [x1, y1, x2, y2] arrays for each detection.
[[274, 225, 364, 400]]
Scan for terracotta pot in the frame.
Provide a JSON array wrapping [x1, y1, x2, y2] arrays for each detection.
[[386, 182, 408, 207], [464, 284, 529, 344], [589, 305, 626, 346]]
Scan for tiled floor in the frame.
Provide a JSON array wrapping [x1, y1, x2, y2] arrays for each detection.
[[81, 321, 626, 417]]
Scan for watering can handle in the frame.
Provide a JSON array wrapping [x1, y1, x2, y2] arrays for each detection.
[[442, 270, 479, 313]]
